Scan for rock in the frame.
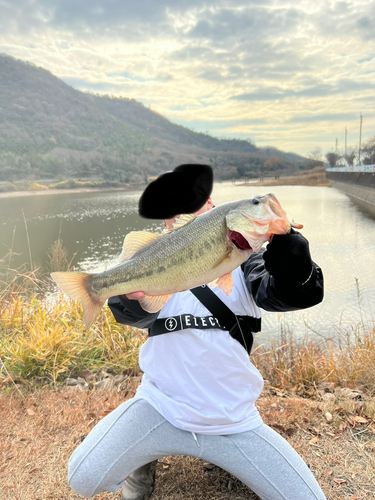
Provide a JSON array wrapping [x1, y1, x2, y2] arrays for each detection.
[[335, 387, 352, 398], [348, 391, 362, 400], [325, 412, 333, 422], [335, 387, 363, 399], [203, 462, 216, 471], [65, 378, 79, 386], [322, 393, 336, 402], [65, 384, 85, 392], [319, 382, 335, 392], [79, 369, 95, 381], [113, 374, 127, 386], [95, 378, 114, 391], [96, 371, 113, 381], [118, 378, 130, 392], [77, 377, 86, 385]]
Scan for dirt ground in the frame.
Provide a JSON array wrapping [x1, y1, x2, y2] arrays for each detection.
[[1, 384, 374, 500]]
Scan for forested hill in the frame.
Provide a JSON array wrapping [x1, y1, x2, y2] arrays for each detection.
[[0, 53, 306, 184]]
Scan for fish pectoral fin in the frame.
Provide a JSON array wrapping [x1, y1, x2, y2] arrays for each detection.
[[51, 271, 104, 329], [120, 231, 162, 262], [139, 293, 173, 313], [211, 247, 233, 269], [208, 272, 233, 296]]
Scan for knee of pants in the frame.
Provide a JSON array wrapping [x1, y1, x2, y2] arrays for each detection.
[[68, 476, 94, 498], [68, 474, 94, 498], [68, 446, 103, 498]]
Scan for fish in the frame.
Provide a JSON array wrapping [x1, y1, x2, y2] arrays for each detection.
[[51, 193, 303, 329]]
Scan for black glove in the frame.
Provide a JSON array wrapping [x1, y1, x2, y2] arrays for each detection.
[[263, 229, 313, 290]]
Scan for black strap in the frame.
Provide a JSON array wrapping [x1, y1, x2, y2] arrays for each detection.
[[190, 285, 237, 331], [149, 313, 227, 337], [148, 285, 259, 354], [190, 285, 258, 354]]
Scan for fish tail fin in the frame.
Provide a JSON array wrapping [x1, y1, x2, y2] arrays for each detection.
[[51, 272, 105, 329]]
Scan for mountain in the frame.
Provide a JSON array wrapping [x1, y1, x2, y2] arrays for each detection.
[[260, 147, 306, 163], [0, 53, 307, 183]]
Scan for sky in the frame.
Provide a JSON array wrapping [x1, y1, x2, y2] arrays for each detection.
[[0, 0, 374, 157]]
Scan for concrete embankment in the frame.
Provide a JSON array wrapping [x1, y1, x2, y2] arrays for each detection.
[[326, 171, 375, 216]]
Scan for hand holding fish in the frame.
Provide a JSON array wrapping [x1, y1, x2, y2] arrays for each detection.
[[263, 228, 313, 289]]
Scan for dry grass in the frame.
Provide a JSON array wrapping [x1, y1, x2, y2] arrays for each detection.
[[1, 387, 374, 500], [0, 278, 145, 383], [1, 283, 375, 396], [243, 167, 330, 187], [252, 324, 375, 397], [0, 296, 145, 383]]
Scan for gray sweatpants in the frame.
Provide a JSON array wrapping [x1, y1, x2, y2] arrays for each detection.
[[68, 398, 327, 500]]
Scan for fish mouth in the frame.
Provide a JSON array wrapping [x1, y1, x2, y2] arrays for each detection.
[[229, 230, 252, 251]]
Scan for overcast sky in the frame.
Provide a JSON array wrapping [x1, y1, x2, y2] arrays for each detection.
[[1, 0, 374, 156]]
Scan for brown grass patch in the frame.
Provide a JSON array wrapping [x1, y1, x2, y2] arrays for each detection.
[[1, 387, 374, 500], [242, 167, 330, 187]]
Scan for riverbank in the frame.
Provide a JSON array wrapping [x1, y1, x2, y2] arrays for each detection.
[[1, 384, 374, 500], [0, 167, 329, 199], [326, 172, 375, 217], [241, 167, 330, 187]]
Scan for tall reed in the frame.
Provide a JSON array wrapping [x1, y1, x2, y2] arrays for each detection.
[[252, 320, 375, 395], [0, 290, 145, 383]]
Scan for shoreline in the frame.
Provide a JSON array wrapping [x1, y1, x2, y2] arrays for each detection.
[[0, 180, 328, 199], [0, 185, 145, 199]]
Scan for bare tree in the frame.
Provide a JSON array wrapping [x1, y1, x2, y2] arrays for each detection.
[[344, 148, 356, 166], [362, 137, 375, 165], [326, 152, 340, 168]]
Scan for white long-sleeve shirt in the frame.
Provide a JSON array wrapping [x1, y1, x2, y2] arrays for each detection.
[[135, 267, 264, 435]]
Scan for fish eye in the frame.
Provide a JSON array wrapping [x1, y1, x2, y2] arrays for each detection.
[[252, 198, 260, 205]]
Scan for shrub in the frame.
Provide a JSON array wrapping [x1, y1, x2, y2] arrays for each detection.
[[48, 179, 77, 189], [28, 182, 48, 191], [0, 182, 17, 192]]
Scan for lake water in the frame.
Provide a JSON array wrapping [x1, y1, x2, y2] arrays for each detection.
[[1, 184, 374, 343]]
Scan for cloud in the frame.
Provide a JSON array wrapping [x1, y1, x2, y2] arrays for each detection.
[[287, 113, 359, 123], [231, 79, 375, 101], [0, 0, 374, 155]]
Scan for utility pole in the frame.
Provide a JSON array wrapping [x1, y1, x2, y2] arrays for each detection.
[[358, 113, 363, 165], [345, 127, 347, 158], [335, 138, 338, 155]]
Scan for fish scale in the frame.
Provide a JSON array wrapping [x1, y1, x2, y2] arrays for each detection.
[[52, 194, 301, 329]]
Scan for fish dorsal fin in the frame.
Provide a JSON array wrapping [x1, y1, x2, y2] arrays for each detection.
[[119, 231, 162, 262], [167, 214, 196, 232], [139, 293, 173, 313], [209, 272, 233, 296]]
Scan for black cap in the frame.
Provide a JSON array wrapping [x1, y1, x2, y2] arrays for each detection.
[[139, 164, 213, 219]]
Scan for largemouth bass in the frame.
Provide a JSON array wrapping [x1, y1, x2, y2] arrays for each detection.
[[51, 193, 302, 329]]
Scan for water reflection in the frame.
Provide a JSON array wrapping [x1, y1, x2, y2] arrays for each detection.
[[1, 184, 374, 341]]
